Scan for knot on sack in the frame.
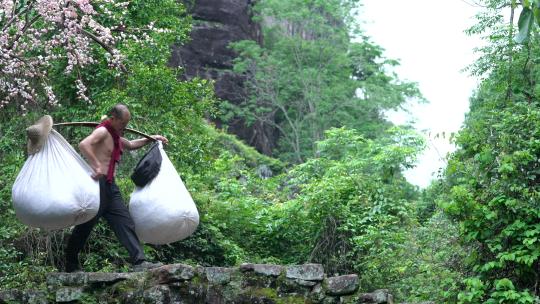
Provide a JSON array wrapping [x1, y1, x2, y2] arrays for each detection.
[[26, 115, 53, 155]]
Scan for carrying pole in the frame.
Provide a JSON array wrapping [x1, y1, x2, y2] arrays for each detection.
[[53, 122, 157, 141]]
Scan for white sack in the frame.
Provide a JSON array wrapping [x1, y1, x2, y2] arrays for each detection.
[[12, 129, 99, 230], [129, 143, 199, 245]]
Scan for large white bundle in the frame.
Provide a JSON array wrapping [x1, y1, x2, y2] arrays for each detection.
[[129, 143, 199, 245], [12, 130, 100, 230]]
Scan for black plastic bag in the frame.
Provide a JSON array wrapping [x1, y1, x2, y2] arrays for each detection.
[[131, 142, 162, 187]]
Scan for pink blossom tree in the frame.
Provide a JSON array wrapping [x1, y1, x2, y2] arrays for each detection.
[[0, 0, 160, 111]]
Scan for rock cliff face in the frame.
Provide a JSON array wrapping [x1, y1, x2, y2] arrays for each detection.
[[170, 0, 277, 155], [0, 263, 397, 303]]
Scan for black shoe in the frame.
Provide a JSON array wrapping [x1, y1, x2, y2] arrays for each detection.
[[131, 261, 163, 272], [65, 261, 83, 273]]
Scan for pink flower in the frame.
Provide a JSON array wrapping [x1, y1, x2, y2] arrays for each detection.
[[0, 0, 164, 111]]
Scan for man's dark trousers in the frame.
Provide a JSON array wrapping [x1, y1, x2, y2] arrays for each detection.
[[65, 177, 145, 267]]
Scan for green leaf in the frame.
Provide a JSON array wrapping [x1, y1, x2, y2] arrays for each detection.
[[495, 278, 515, 291], [515, 7, 534, 44], [534, 6, 540, 27]]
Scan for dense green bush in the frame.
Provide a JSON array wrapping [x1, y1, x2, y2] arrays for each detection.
[[438, 0, 540, 302]]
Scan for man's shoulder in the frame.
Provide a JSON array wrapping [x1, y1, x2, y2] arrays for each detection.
[[90, 126, 110, 140]]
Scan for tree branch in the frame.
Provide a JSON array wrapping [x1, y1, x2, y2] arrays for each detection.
[[81, 29, 127, 73], [505, 2, 515, 101], [1, 0, 36, 32], [7, 14, 40, 50]]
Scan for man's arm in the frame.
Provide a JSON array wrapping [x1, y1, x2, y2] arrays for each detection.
[[122, 135, 168, 151], [79, 127, 108, 178]]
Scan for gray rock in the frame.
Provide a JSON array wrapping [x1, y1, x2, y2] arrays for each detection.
[[22, 290, 47, 304], [205, 267, 234, 285], [120, 288, 144, 304], [87, 272, 140, 284], [309, 283, 326, 303], [171, 0, 279, 155], [278, 278, 316, 295], [254, 264, 283, 277], [240, 263, 255, 272], [256, 165, 273, 179], [359, 289, 394, 304], [47, 271, 140, 288], [0, 290, 20, 301], [183, 0, 258, 28], [206, 286, 225, 303], [286, 264, 325, 281], [151, 263, 196, 284], [322, 297, 340, 304], [47, 272, 88, 287], [143, 285, 171, 304], [37, 263, 397, 303], [295, 278, 318, 287], [55, 286, 84, 303], [325, 274, 359, 296], [240, 263, 283, 277], [174, 0, 260, 71], [0, 290, 47, 303]]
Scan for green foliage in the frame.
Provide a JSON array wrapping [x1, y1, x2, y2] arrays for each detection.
[[186, 126, 455, 300], [281, 127, 423, 283], [393, 211, 466, 302], [444, 94, 540, 301], [226, 0, 421, 163], [516, 7, 533, 44], [515, 0, 540, 44], [0, 1, 465, 303], [190, 125, 467, 302], [443, 0, 540, 301]]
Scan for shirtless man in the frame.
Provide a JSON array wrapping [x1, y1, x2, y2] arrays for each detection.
[[64, 104, 167, 272]]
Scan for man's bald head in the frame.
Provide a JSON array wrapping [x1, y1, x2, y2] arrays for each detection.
[[108, 103, 131, 134], [109, 103, 130, 120]]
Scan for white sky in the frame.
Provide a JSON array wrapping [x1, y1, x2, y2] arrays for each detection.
[[359, 0, 484, 188]]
